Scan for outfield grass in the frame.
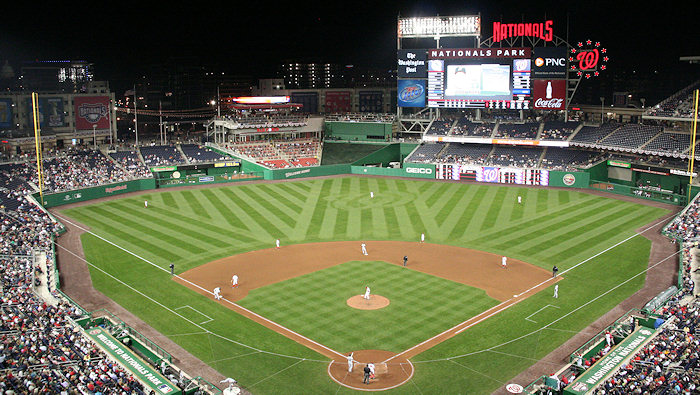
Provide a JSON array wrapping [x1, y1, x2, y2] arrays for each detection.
[[239, 260, 499, 352], [60, 177, 670, 394]]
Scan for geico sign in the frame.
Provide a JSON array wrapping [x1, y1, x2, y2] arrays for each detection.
[[406, 167, 433, 174]]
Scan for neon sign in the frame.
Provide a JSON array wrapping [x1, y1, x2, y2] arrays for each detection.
[[492, 20, 554, 43], [569, 40, 608, 79]]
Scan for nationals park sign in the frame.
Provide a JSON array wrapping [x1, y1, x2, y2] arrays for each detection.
[[86, 327, 180, 394], [566, 327, 656, 394]]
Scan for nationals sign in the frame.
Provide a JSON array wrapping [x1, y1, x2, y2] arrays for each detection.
[[74, 96, 110, 130], [533, 79, 566, 110]]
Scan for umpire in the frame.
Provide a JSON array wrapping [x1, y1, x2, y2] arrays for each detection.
[[363, 364, 371, 384], [403, 255, 408, 267]]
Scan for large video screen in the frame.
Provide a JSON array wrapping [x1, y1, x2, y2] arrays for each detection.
[[427, 47, 531, 109]]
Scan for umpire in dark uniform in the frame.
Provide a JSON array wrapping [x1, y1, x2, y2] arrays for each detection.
[[403, 256, 408, 267], [363, 364, 371, 384]]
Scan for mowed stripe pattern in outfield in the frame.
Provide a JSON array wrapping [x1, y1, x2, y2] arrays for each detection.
[[62, 177, 663, 274]]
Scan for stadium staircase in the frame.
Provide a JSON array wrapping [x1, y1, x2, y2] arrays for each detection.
[[422, 118, 436, 140], [490, 122, 499, 138], [176, 144, 190, 164], [536, 148, 547, 168], [637, 129, 666, 150], [446, 118, 459, 135], [534, 123, 545, 140], [101, 148, 129, 174], [567, 123, 585, 141], [136, 147, 147, 167]]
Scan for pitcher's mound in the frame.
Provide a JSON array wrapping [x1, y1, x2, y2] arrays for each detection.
[[347, 295, 390, 310]]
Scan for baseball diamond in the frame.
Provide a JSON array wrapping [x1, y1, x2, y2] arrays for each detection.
[[53, 175, 676, 394]]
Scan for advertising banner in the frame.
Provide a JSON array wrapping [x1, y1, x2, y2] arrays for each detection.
[[397, 49, 427, 78], [0, 99, 12, 128], [324, 91, 352, 113], [533, 79, 566, 110], [532, 47, 567, 79], [74, 96, 110, 130], [25, 98, 63, 128], [397, 79, 426, 107], [290, 92, 318, 113], [358, 91, 383, 113]]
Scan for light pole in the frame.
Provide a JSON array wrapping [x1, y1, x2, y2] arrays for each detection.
[[600, 96, 605, 124], [93, 124, 97, 149]]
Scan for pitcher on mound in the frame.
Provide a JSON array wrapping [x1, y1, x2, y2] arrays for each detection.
[[363, 286, 371, 300]]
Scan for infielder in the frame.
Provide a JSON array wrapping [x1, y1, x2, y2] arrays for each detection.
[[361, 243, 368, 255], [502, 256, 507, 269], [553, 284, 558, 298], [276, 239, 280, 249], [363, 286, 370, 300], [231, 274, 238, 287], [421, 233, 425, 243], [144, 200, 148, 208], [403, 255, 408, 267], [213, 287, 222, 300], [346, 352, 354, 372]]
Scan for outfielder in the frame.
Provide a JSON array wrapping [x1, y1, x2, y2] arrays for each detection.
[[276, 239, 280, 249], [421, 233, 425, 243], [361, 243, 368, 255], [144, 200, 148, 208], [231, 274, 238, 287], [517, 195, 522, 204], [363, 286, 370, 300], [213, 287, 222, 300], [370, 191, 374, 198], [346, 352, 354, 372], [502, 256, 507, 269]]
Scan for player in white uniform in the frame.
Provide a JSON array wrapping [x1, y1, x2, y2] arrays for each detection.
[[363, 286, 370, 300], [421, 233, 425, 243], [346, 352, 354, 372], [213, 287, 222, 300], [370, 191, 374, 198], [231, 274, 238, 287], [144, 200, 148, 208], [368, 363, 375, 379], [361, 243, 368, 255], [502, 256, 507, 269], [276, 239, 280, 249], [517, 195, 522, 204], [553, 284, 559, 298]]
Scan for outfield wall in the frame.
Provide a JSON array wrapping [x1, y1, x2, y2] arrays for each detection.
[[38, 178, 157, 208], [350, 163, 435, 178]]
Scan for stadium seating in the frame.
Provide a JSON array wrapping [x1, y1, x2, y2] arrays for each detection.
[[229, 138, 320, 168], [425, 119, 453, 136], [644, 132, 692, 155], [451, 118, 494, 137], [570, 123, 621, 144], [540, 121, 579, 141], [139, 145, 186, 166], [435, 144, 492, 165], [493, 122, 539, 139], [540, 148, 604, 171], [405, 143, 446, 163], [180, 144, 229, 163], [488, 146, 543, 167], [109, 150, 153, 178], [599, 124, 662, 150], [645, 79, 700, 119]]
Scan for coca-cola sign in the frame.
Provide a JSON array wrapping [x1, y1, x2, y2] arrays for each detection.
[[533, 79, 566, 110]]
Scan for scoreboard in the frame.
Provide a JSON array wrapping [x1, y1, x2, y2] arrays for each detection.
[[436, 164, 549, 185], [426, 48, 532, 109]]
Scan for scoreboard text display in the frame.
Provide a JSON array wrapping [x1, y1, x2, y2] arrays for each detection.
[[427, 48, 532, 109], [436, 164, 549, 185]]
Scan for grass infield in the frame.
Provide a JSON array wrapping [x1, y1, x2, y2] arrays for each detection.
[[60, 176, 670, 394]]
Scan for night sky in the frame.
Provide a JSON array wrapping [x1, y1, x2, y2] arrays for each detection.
[[1, 1, 698, 96]]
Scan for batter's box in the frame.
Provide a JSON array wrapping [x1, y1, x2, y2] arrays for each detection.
[[175, 305, 214, 324], [524, 304, 560, 323]]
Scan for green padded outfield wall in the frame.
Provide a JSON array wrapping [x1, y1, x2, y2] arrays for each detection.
[[351, 164, 435, 178], [549, 171, 590, 188], [265, 164, 351, 180], [38, 178, 157, 208]]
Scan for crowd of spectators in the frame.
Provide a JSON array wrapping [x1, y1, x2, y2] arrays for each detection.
[[139, 145, 186, 166], [664, 199, 700, 242], [180, 144, 229, 163], [228, 138, 320, 169], [451, 119, 494, 137], [41, 149, 135, 193], [493, 123, 540, 139], [109, 151, 153, 179], [221, 114, 308, 129], [645, 79, 700, 119], [325, 113, 395, 123], [540, 121, 579, 141]]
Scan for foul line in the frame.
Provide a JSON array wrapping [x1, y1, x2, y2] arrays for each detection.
[[54, 214, 344, 360], [386, 216, 671, 363], [175, 305, 214, 325]]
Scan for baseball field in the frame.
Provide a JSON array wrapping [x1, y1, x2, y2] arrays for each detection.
[[56, 176, 671, 394]]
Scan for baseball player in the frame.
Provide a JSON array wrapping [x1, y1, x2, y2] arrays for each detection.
[[368, 362, 375, 379], [403, 255, 408, 267], [361, 243, 368, 255], [144, 200, 148, 208], [213, 287, 222, 300], [370, 191, 374, 198], [346, 352, 354, 372], [363, 286, 370, 300], [553, 284, 558, 298], [421, 233, 425, 243], [231, 274, 238, 287], [502, 256, 507, 269], [276, 239, 280, 249], [517, 195, 522, 204], [552, 265, 559, 277], [605, 331, 613, 346]]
